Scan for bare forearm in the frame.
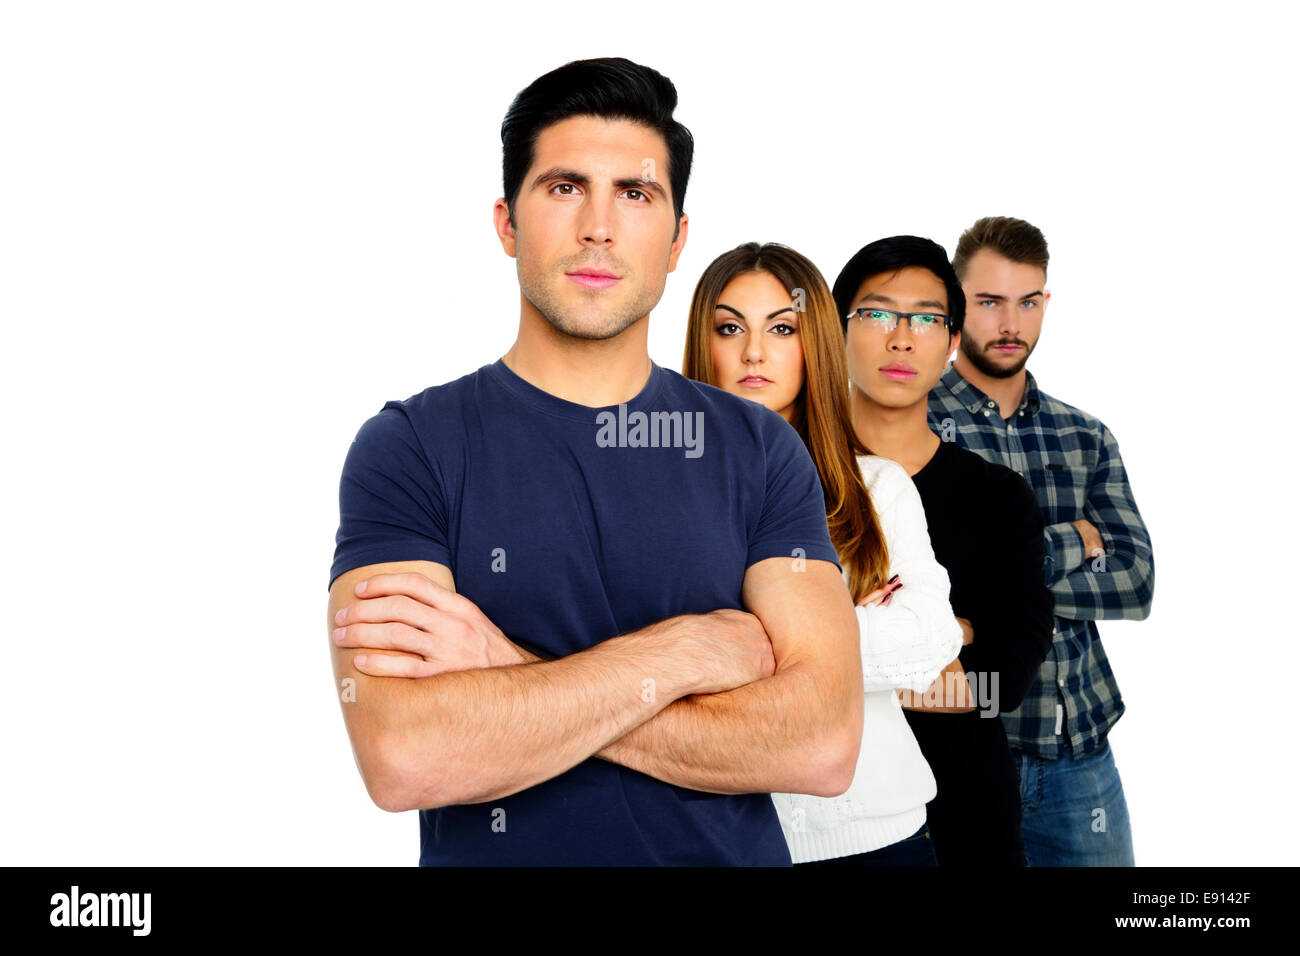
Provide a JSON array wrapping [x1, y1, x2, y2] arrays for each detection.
[[511, 642, 851, 795], [340, 619, 706, 811], [594, 662, 859, 796], [899, 655, 974, 713], [502, 562, 862, 797]]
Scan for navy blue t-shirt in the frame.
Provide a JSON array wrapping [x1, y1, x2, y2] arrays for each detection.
[[330, 357, 840, 866]]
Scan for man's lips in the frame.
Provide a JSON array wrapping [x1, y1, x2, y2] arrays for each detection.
[[991, 342, 1024, 354], [567, 270, 620, 290], [880, 365, 917, 382]]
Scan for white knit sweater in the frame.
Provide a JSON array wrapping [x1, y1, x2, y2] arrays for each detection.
[[771, 455, 963, 863]]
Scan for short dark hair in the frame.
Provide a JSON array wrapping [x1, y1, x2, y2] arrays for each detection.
[[831, 235, 965, 337], [952, 216, 1049, 280], [500, 57, 694, 240]]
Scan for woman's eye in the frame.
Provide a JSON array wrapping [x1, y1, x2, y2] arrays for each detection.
[[772, 323, 796, 335], [715, 322, 741, 335]]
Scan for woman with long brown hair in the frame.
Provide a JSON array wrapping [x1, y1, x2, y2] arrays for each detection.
[[683, 242, 965, 865]]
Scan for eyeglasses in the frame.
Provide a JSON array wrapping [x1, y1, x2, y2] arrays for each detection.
[[846, 307, 952, 335]]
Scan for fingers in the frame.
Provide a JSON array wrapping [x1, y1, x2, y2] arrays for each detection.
[[355, 572, 476, 618], [335, 592, 453, 636], [351, 653, 448, 679], [334, 619, 435, 658], [858, 577, 904, 607]]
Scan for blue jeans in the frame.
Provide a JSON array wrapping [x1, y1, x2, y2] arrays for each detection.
[[795, 824, 938, 867], [1014, 737, 1134, 866]]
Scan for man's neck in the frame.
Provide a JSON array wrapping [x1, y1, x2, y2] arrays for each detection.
[[850, 389, 941, 478], [502, 304, 654, 408], [952, 354, 1027, 421]]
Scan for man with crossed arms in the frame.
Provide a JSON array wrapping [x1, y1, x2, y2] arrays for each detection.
[[928, 216, 1155, 865], [326, 57, 861, 866]]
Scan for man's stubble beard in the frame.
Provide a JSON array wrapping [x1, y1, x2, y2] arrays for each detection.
[[519, 259, 666, 342], [959, 332, 1036, 379]]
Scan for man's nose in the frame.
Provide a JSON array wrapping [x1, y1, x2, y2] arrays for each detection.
[[997, 305, 1020, 335], [577, 190, 615, 244], [886, 324, 915, 350]]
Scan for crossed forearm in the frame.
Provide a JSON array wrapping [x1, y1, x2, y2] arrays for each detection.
[[510, 642, 854, 796], [601, 665, 856, 795], [344, 620, 709, 811]]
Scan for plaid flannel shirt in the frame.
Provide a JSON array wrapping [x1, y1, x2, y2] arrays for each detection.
[[927, 364, 1155, 758]]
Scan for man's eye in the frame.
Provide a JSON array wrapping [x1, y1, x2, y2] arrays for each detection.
[[624, 188, 648, 201], [868, 311, 890, 321], [553, 183, 578, 195], [914, 314, 937, 325], [1021, 299, 1039, 309], [979, 300, 998, 308]]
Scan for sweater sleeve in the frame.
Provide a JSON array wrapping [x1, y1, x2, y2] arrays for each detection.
[[956, 467, 1055, 711], [855, 458, 964, 693]]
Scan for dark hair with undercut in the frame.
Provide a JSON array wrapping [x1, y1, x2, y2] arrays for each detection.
[[952, 216, 1049, 281], [500, 57, 694, 241], [831, 235, 966, 338]]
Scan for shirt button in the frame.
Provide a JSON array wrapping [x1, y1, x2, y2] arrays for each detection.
[[983, 410, 990, 416], [986, 401, 995, 408], [1057, 679, 1065, 687]]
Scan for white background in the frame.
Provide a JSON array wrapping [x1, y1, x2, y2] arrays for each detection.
[[2, 1, 1294, 866]]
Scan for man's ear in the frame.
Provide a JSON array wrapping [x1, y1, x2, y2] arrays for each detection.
[[493, 198, 517, 259], [947, 329, 961, 363], [1042, 289, 1051, 313], [666, 212, 689, 273]]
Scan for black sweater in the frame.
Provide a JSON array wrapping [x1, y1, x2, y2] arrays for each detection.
[[905, 439, 1055, 866]]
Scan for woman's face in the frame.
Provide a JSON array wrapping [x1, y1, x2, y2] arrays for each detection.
[[708, 270, 805, 422]]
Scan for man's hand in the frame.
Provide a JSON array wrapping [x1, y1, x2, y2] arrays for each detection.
[[333, 573, 776, 693], [1072, 518, 1104, 561], [680, 608, 776, 694], [333, 571, 527, 677]]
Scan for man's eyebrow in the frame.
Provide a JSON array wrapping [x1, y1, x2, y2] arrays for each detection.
[[613, 176, 668, 201], [530, 166, 669, 201], [714, 304, 796, 320], [855, 293, 947, 311], [973, 290, 1044, 300], [857, 293, 898, 307], [531, 167, 589, 191]]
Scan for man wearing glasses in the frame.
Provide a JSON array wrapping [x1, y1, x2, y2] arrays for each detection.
[[832, 235, 1055, 865], [927, 216, 1155, 866]]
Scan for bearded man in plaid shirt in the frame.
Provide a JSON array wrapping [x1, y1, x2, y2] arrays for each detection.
[[927, 216, 1155, 866]]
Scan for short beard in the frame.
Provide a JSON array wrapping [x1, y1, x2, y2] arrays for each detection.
[[960, 334, 1034, 379]]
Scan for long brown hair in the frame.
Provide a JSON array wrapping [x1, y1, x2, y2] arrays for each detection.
[[683, 242, 890, 602]]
